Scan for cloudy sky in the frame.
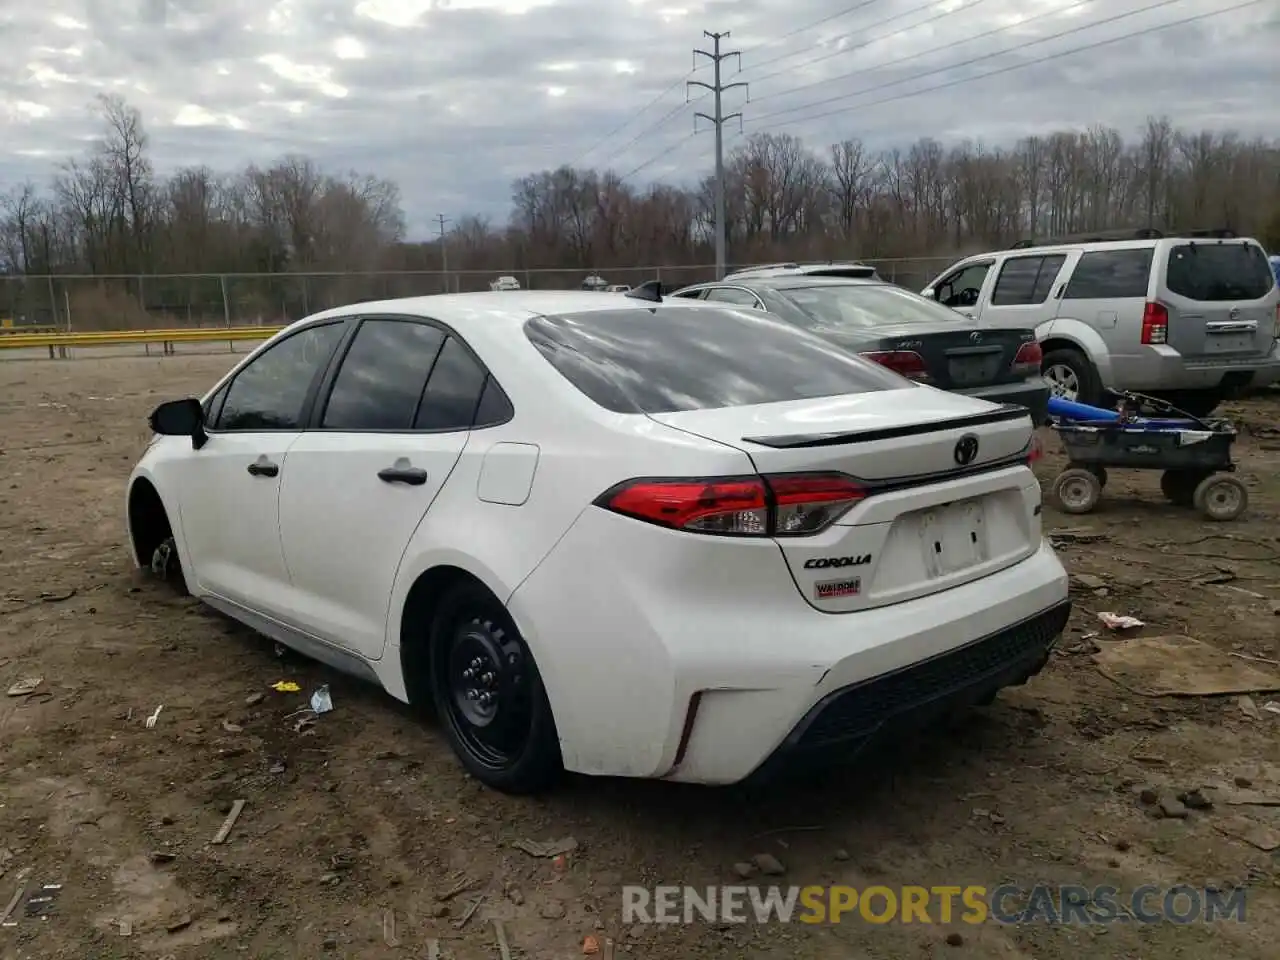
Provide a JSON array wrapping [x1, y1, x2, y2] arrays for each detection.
[[2, 0, 1274, 237]]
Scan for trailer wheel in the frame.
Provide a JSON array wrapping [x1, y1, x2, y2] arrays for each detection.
[[1067, 462, 1108, 488], [1052, 467, 1102, 514], [1193, 475, 1247, 522]]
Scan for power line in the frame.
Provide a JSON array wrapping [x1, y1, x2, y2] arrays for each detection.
[[593, 95, 707, 171], [749, 0, 1188, 126], [619, 132, 699, 181], [565, 2, 890, 171], [735, 0, 889, 73], [748, 0, 1264, 133], [690, 31, 747, 280], [743, 0, 995, 87]]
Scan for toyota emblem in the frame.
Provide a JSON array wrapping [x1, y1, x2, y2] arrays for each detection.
[[954, 433, 979, 465], [1229, 307, 1240, 321], [969, 331, 982, 343]]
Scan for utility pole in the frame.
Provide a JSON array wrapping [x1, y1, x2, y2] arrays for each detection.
[[689, 31, 746, 280], [435, 213, 452, 292]]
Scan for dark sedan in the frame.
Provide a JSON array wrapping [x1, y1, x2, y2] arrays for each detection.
[[671, 276, 1050, 424]]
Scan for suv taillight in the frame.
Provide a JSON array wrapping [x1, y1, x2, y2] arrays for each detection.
[[595, 473, 866, 537], [1141, 302, 1169, 345], [1013, 340, 1043, 374], [860, 350, 930, 382]]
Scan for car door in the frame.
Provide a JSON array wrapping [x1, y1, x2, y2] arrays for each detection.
[[176, 320, 348, 616], [979, 253, 1068, 329], [276, 318, 508, 660], [929, 259, 996, 317]]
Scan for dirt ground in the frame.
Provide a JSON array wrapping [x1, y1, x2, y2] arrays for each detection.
[[1, 351, 1279, 960]]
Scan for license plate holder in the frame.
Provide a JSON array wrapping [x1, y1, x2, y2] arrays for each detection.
[[920, 499, 988, 577], [948, 354, 999, 386], [1205, 333, 1253, 353]]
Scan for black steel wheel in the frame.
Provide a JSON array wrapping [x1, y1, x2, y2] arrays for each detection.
[[428, 582, 561, 793]]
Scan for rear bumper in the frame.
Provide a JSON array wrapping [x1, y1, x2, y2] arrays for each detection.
[[960, 379, 1050, 425], [746, 599, 1069, 783], [1111, 345, 1280, 392]]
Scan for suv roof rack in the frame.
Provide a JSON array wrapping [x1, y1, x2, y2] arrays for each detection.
[[1007, 226, 1240, 249], [725, 262, 799, 275]]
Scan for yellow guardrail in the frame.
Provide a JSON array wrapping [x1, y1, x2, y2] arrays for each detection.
[[0, 325, 283, 358]]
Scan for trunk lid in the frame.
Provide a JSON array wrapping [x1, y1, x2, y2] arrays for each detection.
[[847, 324, 1036, 390], [648, 388, 1041, 613], [1160, 240, 1277, 360]]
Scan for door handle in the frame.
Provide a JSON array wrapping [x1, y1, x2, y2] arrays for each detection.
[[378, 466, 428, 485], [246, 459, 279, 477]]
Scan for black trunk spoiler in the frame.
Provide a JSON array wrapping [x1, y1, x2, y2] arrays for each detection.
[[741, 404, 1030, 448]]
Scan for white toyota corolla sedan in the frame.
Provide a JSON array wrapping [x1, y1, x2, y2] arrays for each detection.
[[126, 287, 1070, 793]]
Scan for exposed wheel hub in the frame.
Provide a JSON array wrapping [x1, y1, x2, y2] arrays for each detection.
[[444, 618, 531, 766]]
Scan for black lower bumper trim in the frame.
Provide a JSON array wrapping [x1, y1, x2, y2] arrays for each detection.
[[747, 599, 1071, 783]]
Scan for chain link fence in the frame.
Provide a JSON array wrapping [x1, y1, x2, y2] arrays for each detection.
[[0, 258, 957, 332]]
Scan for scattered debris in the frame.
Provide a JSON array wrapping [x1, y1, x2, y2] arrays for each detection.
[[512, 837, 578, 858], [1264, 701, 1280, 715], [268, 759, 287, 775], [271, 681, 301, 693], [273, 642, 287, 658], [1214, 816, 1280, 852], [309, 685, 333, 715], [731, 861, 756, 879], [1239, 696, 1264, 720], [148, 851, 177, 865], [118, 918, 133, 936], [245, 692, 265, 706], [427, 939, 440, 960], [1230, 651, 1280, 668], [1178, 789, 1212, 811], [166, 914, 192, 934], [494, 919, 513, 960], [24, 883, 62, 919], [752, 853, 785, 876], [583, 934, 601, 955], [0, 882, 26, 927], [945, 931, 965, 947], [1098, 612, 1144, 631], [145, 704, 164, 728], [1072, 573, 1108, 591], [1156, 797, 1188, 820], [382, 909, 400, 947], [438, 876, 477, 901], [211, 799, 246, 844], [540, 901, 566, 920], [834, 848, 850, 861], [1048, 528, 1108, 545], [455, 894, 484, 929], [6, 677, 42, 698], [221, 720, 243, 734], [1094, 635, 1280, 696]]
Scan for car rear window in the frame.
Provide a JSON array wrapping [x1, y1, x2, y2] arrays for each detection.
[[781, 283, 971, 333], [524, 306, 906, 414], [1165, 242, 1275, 302]]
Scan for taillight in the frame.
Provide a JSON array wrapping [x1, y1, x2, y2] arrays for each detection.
[[1025, 434, 1043, 465], [1141, 302, 1168, 345], [1013, 340, 1043, 374], [595, 473, 866, 537], [860, 350, 930, 382]]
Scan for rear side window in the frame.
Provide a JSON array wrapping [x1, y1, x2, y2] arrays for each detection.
[[991, 255, 1067, 306], [1165, 243, 1275, 301], [415, 337, 490, 430], [524, 306, 906, 414], [321, 320, 446, 430], [1063, 249, 1153, 299]]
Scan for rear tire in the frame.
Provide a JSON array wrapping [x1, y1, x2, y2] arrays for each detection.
[[1041, 348, 1103, 407], [427, 582, 562, 794]]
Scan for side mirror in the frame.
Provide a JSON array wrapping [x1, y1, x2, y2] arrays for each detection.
[[921, 287, 936, 300], [149, 398, 208, 450]]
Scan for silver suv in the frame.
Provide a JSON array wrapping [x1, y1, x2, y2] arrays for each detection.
[[920, 230, 1280, 415]]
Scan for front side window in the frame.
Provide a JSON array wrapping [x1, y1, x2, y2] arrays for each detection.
[[215, 322, 346, 431], [525, 305, 907, 414], [936, 262, 991, 308], [321, 320, 446, 430]]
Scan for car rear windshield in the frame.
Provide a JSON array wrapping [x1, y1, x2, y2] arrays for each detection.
[[781, 283, 971, 333], [524, 306, 906, 413], [1165, 242, 1275, 302]]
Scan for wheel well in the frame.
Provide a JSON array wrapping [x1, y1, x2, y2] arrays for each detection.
[[1040, 337, 1085, 360], [399, 566, 498, 707], [127, 479, 172, 567]]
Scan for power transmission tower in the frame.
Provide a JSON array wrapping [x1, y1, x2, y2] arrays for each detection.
[[435, 213, 452, 292], [689, 31, 746, 280]]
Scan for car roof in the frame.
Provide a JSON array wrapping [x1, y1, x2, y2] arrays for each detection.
[[688, 276, 888, 292], [297, 290, 718, 335]]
